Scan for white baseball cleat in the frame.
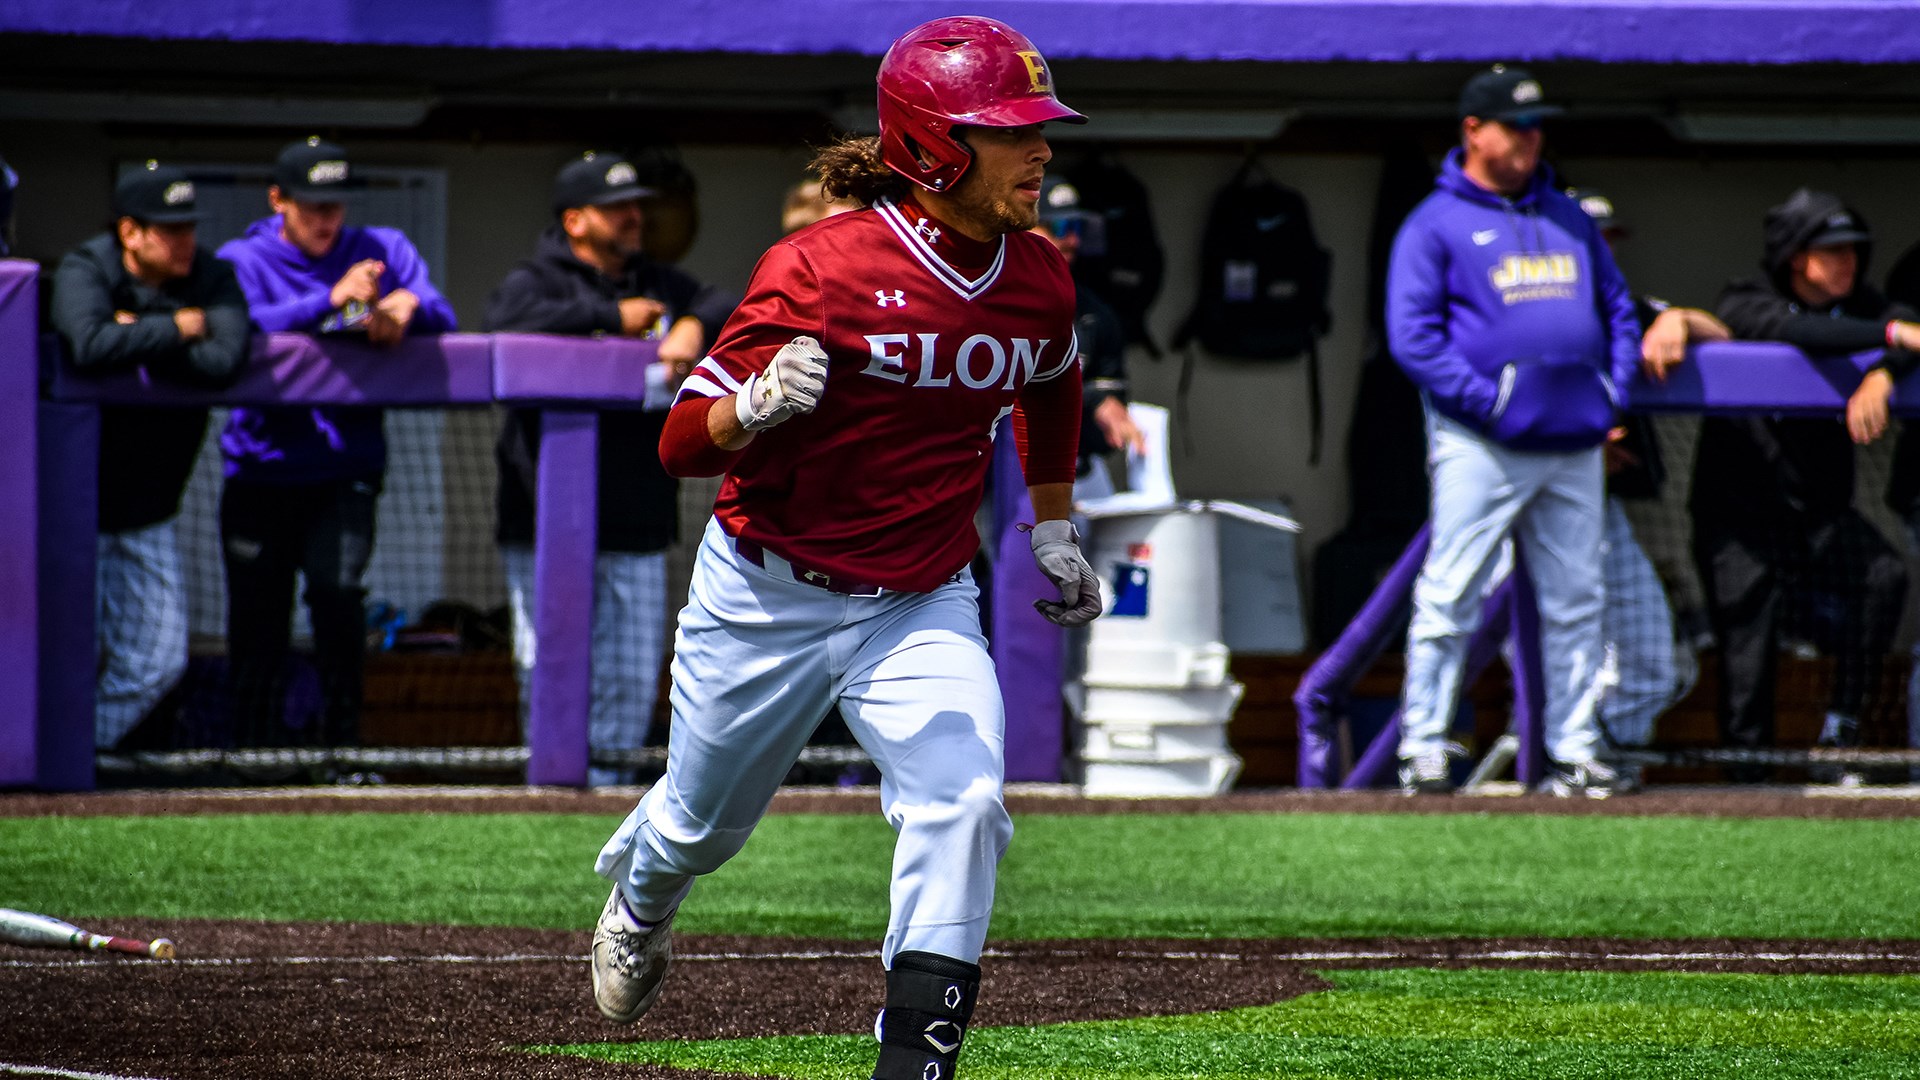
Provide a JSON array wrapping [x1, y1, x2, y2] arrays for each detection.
[[591, 886, 675, 1023]]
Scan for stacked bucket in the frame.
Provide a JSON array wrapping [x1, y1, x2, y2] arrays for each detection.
[[1075, 506, 1245, 796]]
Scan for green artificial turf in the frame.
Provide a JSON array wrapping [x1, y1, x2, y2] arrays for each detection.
[[2, 811, 1918, 939], [538, 969, 1920, 1079]]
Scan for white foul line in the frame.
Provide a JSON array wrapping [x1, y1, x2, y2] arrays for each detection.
[[6, 944, 1920, 972], [0, 1063, 169, 1080]]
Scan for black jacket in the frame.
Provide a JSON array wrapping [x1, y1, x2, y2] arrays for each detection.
[[487, 227, 736, 554], [1700, 273, 1915, 526], [1074, 284, 1129, 474], [49, 233, 249, 532]]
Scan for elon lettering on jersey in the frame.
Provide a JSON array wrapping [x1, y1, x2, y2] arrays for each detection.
[[676, 200, 1080, 591]]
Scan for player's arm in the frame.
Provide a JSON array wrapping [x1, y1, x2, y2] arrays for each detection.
[[659, 243, 825, 476], [1017, 328, 1101, 627], [50, 249, 181, 371]]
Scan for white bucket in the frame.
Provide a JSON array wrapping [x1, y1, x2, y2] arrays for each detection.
[[1082, 640, 1233, 689], [1080, 682, 1245, 725], [1083, 752, 1243, 798], [1086, 509, 1224, 650], [1083, 721, 1229, 759]]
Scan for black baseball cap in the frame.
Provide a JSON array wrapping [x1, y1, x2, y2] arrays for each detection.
[[1459, 65, 1564, 124], [1806, 208, 1871, 249], [1037, 175, 1091, 225], [552, 152, 655, 215], [273, 136, 356, 201], [114, 160, 201, 224]]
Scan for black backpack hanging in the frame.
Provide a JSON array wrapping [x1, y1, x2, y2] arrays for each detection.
[[1174, 160, 1333, 462], [1061, 152, 1167, 356]]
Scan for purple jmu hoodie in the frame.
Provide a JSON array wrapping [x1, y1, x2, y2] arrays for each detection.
[[217, 216, 458, 483], [1387, 149, 1640, 451]]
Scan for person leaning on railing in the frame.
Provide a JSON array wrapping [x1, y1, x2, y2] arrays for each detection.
[[485, 151, 737, 787], [49, 161, 249, 753], [1699, 188, 1913, 783], [215, 137, 457, 752]]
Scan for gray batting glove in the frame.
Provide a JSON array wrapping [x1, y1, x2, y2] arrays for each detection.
[[1029, 519, 1103, 627], [736, 335, 829, 431]]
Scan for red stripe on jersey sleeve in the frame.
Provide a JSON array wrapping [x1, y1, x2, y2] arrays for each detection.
[[1012, 359, 1083, 487], [659, 395, 745, 478]]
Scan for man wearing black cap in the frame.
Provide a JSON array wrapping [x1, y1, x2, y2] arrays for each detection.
[[486, 151, 736, 785], [1387, 66, 1641, 797], [216, 136, 457, 749], [1032, 175, 1142, 496], [49, 160, 250, 750], [1698, 188, 1914, 781]]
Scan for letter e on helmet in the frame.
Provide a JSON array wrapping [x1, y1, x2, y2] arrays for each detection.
[[877, 16, 1086, 193]]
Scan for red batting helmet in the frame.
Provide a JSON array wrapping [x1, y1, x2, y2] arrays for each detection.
[[877, 16, 1086, 193]]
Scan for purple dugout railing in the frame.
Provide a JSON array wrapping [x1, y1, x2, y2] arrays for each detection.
[[0, 254, 658, 790], [0, 259, 1069, 790], [1296, 342, 1920, 788]]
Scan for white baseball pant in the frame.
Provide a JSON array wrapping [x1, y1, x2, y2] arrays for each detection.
[[1401, 408, 1606, 766], [596, 518, 1011, 965]]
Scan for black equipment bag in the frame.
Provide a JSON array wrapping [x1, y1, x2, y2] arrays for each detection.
[[1174, 162, 1333, 461]]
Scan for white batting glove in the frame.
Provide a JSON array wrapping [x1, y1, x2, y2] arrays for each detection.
[[1029, 519, 1103, 627], [735, 335, 829, 431]]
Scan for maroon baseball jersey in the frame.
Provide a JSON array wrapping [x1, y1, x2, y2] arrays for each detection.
[[677, 195, 1080, 592]]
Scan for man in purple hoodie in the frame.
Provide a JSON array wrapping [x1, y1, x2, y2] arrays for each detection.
[[1386, 66, 1641, 797], [216, 137, 457, 749]]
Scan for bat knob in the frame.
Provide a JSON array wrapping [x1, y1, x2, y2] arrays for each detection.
[[148, 938, 176, 960]]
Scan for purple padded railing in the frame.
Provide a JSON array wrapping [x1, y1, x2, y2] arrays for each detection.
[[0, 263, 42, 788], [4, 267, 654, 791], [1296, 343, 1900, 789]]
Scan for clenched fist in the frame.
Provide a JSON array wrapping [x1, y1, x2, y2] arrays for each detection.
[[1029, 519, 1103, 627], [735, 336, 829, 431]]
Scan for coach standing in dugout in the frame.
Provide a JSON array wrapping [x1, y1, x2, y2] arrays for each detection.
[[1697, 189, 1911, 781], [51, 161, 249, 751], [486, 151, 736, 787], [217, 137, 457, 750], [587, 18, 1099, 1080], [1387, 66, 1640, 798]]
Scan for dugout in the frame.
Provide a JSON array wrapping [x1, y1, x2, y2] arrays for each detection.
[[6, 1, 1920, 787]]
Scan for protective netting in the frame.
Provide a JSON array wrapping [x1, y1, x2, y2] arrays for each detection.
[[1608, 413, 1917, 757], [137, 412, 739, 775]]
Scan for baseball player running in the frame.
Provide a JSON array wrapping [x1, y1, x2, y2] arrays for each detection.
[[589, 16, 1098, 1080]]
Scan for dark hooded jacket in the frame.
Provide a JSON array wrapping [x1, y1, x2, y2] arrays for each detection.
[[50, 233, 249, 531], [1698, 189, 1917, 525], [487, 226, 736, 554]]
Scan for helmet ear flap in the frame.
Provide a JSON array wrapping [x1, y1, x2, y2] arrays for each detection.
[[903, 130, 971, 177]]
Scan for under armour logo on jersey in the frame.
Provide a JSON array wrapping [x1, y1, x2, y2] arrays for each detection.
[[923, 1020, 962, 1054], [875, 290, 907, 307], [912, 217, 942, 244]]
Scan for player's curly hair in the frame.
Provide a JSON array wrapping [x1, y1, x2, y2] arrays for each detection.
[[811, 136, 910, 207]]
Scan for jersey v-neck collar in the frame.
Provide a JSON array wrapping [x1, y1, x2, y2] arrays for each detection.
[[875, 196, 1006, 302]]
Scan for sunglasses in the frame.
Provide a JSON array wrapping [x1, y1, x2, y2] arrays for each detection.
[[1045, 215, 1087, 238]]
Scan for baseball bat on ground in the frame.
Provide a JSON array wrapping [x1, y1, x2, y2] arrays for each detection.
[[0, 908, 175, 959]]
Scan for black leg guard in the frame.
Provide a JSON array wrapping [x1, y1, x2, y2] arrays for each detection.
[[873, 951, 980, 1080]]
